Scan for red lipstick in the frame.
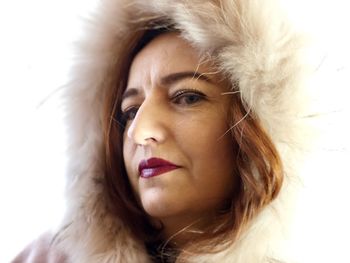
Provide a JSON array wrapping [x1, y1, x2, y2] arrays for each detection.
[[138, 158, 179, 178]]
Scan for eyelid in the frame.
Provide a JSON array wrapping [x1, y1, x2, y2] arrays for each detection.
[[121, 95, 141, 112], [171, 88, 206, 98], [120, 105, 139, 123], [170, 88, 208, 106], [122, 105, 137, 112], [121, 88, 207, 110], [170, 88, 207, 100]]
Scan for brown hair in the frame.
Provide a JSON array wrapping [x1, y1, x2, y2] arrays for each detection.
[[102, 22, 283, 259]]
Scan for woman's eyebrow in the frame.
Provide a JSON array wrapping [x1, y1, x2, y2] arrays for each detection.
[[161, 71, 213, 86], [122, 71, 213, 101], [122, 88, 138, 101]]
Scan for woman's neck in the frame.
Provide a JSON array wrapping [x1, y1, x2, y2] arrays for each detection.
[[156, 212, 215, 249]]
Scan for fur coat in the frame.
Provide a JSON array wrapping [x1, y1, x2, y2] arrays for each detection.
[[13, 0, 313, 262]]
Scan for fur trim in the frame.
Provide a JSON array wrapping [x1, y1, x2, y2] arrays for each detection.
[[58, 0, 312, 262]]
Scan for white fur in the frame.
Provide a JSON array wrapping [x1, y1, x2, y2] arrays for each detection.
[[58, 0, 313, 262]]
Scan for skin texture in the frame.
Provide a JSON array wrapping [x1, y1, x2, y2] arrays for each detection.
[[122, 33, 236, 244]]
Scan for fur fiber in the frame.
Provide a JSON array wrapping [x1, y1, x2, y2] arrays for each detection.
[[58, 0, 312, 262]]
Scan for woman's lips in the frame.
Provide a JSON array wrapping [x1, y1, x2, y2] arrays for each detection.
[[138, 158, 179, 178]]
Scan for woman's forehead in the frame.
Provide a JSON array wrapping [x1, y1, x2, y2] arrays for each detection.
[[127, 32, 219, 87]]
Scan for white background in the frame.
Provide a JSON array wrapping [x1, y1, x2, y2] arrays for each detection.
[[0, 0, 96, 261], [0, 0, 349, 262]]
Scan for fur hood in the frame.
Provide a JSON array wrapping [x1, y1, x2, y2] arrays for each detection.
[[57, 0, 312, 262]]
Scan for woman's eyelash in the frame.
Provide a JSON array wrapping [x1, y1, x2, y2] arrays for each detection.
[[171, 89, 207, 105], [120, 89, 206, 122], [120, 106, 139, 122]]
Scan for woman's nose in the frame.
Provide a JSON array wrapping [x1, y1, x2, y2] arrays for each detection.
[[126, 99, 167, 146]]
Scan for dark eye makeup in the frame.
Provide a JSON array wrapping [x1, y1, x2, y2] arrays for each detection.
[[120, 106, 139, 122], [171, 88, 207, 105], [120, 88, 207, 122]]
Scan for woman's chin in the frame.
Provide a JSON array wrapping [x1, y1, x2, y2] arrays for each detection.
[[140, 189, 181, 218]]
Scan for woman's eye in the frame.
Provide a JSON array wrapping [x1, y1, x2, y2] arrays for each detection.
[[172, 89, 206, 105], [121, 107, 139, 122]]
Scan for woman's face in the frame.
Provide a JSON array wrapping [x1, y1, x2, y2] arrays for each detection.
[[122, 33, 236, 235]]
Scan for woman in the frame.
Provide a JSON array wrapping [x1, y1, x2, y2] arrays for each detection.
[[13, 0, 311, 262]]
